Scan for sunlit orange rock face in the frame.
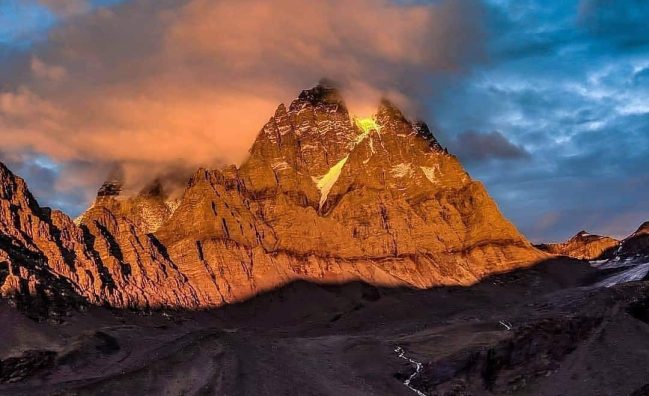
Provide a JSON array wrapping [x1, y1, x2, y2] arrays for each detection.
[[537, 231, 620, 261], [1, 84, 546, 309]]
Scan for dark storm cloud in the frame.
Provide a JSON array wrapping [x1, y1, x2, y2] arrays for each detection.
[[429, 0, 649, 242], [579, 0, 649, 49], [449, 130, 530, 163]]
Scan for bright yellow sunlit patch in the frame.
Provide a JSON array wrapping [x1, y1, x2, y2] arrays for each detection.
[[354, 117, 381, 134]]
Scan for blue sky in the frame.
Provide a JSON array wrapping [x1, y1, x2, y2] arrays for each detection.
[[0, 0, 648, 242], [0, 0, 126, 52], [0, 1, 55, 50], [430, 0, 649, 240]]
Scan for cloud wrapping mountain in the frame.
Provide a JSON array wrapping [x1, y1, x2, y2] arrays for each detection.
[[0, 0, 486, 208]]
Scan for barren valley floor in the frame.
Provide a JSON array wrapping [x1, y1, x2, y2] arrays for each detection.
[[2, 259, 649, 396]]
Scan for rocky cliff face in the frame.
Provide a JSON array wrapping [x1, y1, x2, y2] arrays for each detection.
[[615, 222, 649, 260], [537, 222, 649, 263], [76, 175, 181, 235], [536, 223, 649, 287], [536, 231, 620, 260], [0, 164, 84, 316], [0, 163, 202, 309], [1, 83, 546, 309]]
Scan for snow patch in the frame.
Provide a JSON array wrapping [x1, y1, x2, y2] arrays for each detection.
[[589, 259, 609, 267], [420, 165, 440, 184], [391, 163, 414, 178], [597, 257, 636, 270], [271, 160, 291, 172], [314, 156, 349, 208], [596, 262, 649, 287]]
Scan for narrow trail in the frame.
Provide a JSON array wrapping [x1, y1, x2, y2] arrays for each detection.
[[394, 346, 427, 396]]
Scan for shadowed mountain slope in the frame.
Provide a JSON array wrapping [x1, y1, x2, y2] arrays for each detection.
[[2, 259, 649, 395]]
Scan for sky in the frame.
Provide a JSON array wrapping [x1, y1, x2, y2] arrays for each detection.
[[0, 0, 648, 242]]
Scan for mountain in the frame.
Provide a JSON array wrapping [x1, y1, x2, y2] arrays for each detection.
[[4, 83, 649, 396], [0, 162, 200, 310], [75, 169, 184, 234], [536, 223, 649, 287], [536, 231, 620, 260], [615, 221, 649, 260], [590, 222, 649, 287], [1, 83, 546, 310], [536, 223, 649, 264], [0, 164, 87, 316]]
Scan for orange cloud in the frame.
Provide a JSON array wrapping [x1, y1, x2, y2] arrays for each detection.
[[31, 57, 67, 81], [38, 0, 90, 17], [0, 0, 486, 206]]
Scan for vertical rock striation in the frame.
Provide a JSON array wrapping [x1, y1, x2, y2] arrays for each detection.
[[1, 83, 546, 309]]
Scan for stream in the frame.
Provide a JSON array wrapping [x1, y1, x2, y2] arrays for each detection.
[[394, 346, 427, 396]]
